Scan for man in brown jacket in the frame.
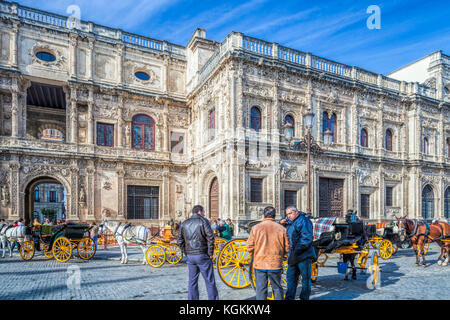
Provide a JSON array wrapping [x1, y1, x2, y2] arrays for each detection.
[[247, 206, 290, 300]]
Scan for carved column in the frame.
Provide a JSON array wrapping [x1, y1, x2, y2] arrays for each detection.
[[163, 171, 170, 219], [438, 111, 444, 163], [70, 87, 78, 144], [8, 162, 20, 219], [163, 104, 169, 152], [10, 88, 19, 138], [351, 93, 358, 152], [87, 166, 95, 217], [69, 33, 78, 79], [116, 167, 125, 217], [9, 21, 19, 69], [69, 166, 79, 220], [117, 96, 123, 147], [88, 89, 94, 145]]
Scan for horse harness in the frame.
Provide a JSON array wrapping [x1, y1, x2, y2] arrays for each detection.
[[111, 222, 145, 245], [405, 219, 450, 243]]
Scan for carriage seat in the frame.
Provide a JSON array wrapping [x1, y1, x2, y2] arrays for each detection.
[[333, 217, 347, 225]]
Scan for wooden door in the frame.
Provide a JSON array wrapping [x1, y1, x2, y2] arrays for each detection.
[[209, 178, 219, 220], [319, 178, 344, 217]]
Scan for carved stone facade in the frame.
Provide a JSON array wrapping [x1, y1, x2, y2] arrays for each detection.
[[0, 2, 449, 228]]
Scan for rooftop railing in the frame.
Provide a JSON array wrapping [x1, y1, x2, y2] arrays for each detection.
[[198, 32, 441, 100], [0, 1, 185, 58]]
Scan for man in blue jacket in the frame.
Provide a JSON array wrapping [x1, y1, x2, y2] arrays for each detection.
[[281, 206, 315, 300]]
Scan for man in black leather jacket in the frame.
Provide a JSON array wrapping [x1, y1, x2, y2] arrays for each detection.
[[178, 205, 218, 300]]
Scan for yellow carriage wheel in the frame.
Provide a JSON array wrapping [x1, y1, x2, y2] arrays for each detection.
[[378, 239, 394, 260], [369, 251, 380, 288], [77, 237, 96, 260], [216, 238, 251, 289], [19, 241, 35, 261], [146, 245, 166, 267], [52, 237, 72, 263], [212, 237, 228, 269], [40, 241, 53, 259], [249, 259, 287, 300], [311, 262, 319, 283], [165, 244, 182, 264]]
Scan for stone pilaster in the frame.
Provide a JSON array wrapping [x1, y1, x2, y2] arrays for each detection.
[[69, 33, 78, 79], [10, 88, 19, 138], [87, 38, 95, 82], [88, 89, 94, 145], [8, 162, 20, 219], [87, 166, 95, 217], [9, 21, 19, 69]]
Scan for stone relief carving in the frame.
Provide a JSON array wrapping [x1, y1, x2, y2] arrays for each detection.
[[358, 170, 379, 187], [280, 161, 305, 181], [1, 184, 9, 206]]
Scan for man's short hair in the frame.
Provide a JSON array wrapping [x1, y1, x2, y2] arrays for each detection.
[[192, 205, 204, 215], [285, 205, 298, 212], [263, 206, 276, 218]]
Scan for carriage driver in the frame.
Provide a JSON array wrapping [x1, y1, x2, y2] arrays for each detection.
[[280, 206, 315, 300], [177, 205, 219, 300]]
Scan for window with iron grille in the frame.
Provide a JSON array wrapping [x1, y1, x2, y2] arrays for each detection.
[[284, 190, 297, 209], [127, 186, 159, 220], [385, 187, 393, 207], [360, 194, 370, 218], [250, 178, 263, 202], [97, 123, 114, 147]]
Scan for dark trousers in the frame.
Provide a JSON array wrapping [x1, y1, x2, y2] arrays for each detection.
[[254, 270, 283, 300], [286, 258, 312, 300], [187, 253, 219, 300]]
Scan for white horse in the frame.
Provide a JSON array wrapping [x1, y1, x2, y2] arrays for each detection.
[[0, 224, 28, 258], [98, 219, 151, 265]]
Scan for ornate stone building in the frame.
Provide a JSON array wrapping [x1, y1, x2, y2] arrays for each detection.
[[0, 2, 449, 229]]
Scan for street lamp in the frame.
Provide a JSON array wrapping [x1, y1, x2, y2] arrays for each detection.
[[283, 108, 328, 215]]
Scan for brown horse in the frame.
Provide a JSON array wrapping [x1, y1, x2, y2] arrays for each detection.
[[396, 216, 450, 267]]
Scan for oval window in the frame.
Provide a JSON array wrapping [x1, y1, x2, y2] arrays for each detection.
[[36, 51, 56, 62], [135, 71, 150, 81]]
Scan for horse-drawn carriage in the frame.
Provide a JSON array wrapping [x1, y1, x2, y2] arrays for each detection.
[[365, 221, 411, 260], [145, 224, 183, 267], [214, 214, 380, 299], [20, 223, 96, 263]]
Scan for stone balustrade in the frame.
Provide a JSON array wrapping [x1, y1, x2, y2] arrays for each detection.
[[0, 0, 185, 58], [197, 32, 444, 101]]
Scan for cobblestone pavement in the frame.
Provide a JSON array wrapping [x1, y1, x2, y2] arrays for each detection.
[[0, 243, 449, 300]]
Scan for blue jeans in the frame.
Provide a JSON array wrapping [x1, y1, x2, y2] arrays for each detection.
[[187, 254, 219, 300], [11, 241, 20, 252], [286, 258, 312, 300]]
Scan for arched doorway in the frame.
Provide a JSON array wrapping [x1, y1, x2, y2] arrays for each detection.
[[445, 187, 450, 219], [209, 177, 219, 220], [422, 184, 434, 220], [24, 176, 66, 225]]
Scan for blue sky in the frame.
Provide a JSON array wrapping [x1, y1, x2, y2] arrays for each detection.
[[15, 0, 450, 74]]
